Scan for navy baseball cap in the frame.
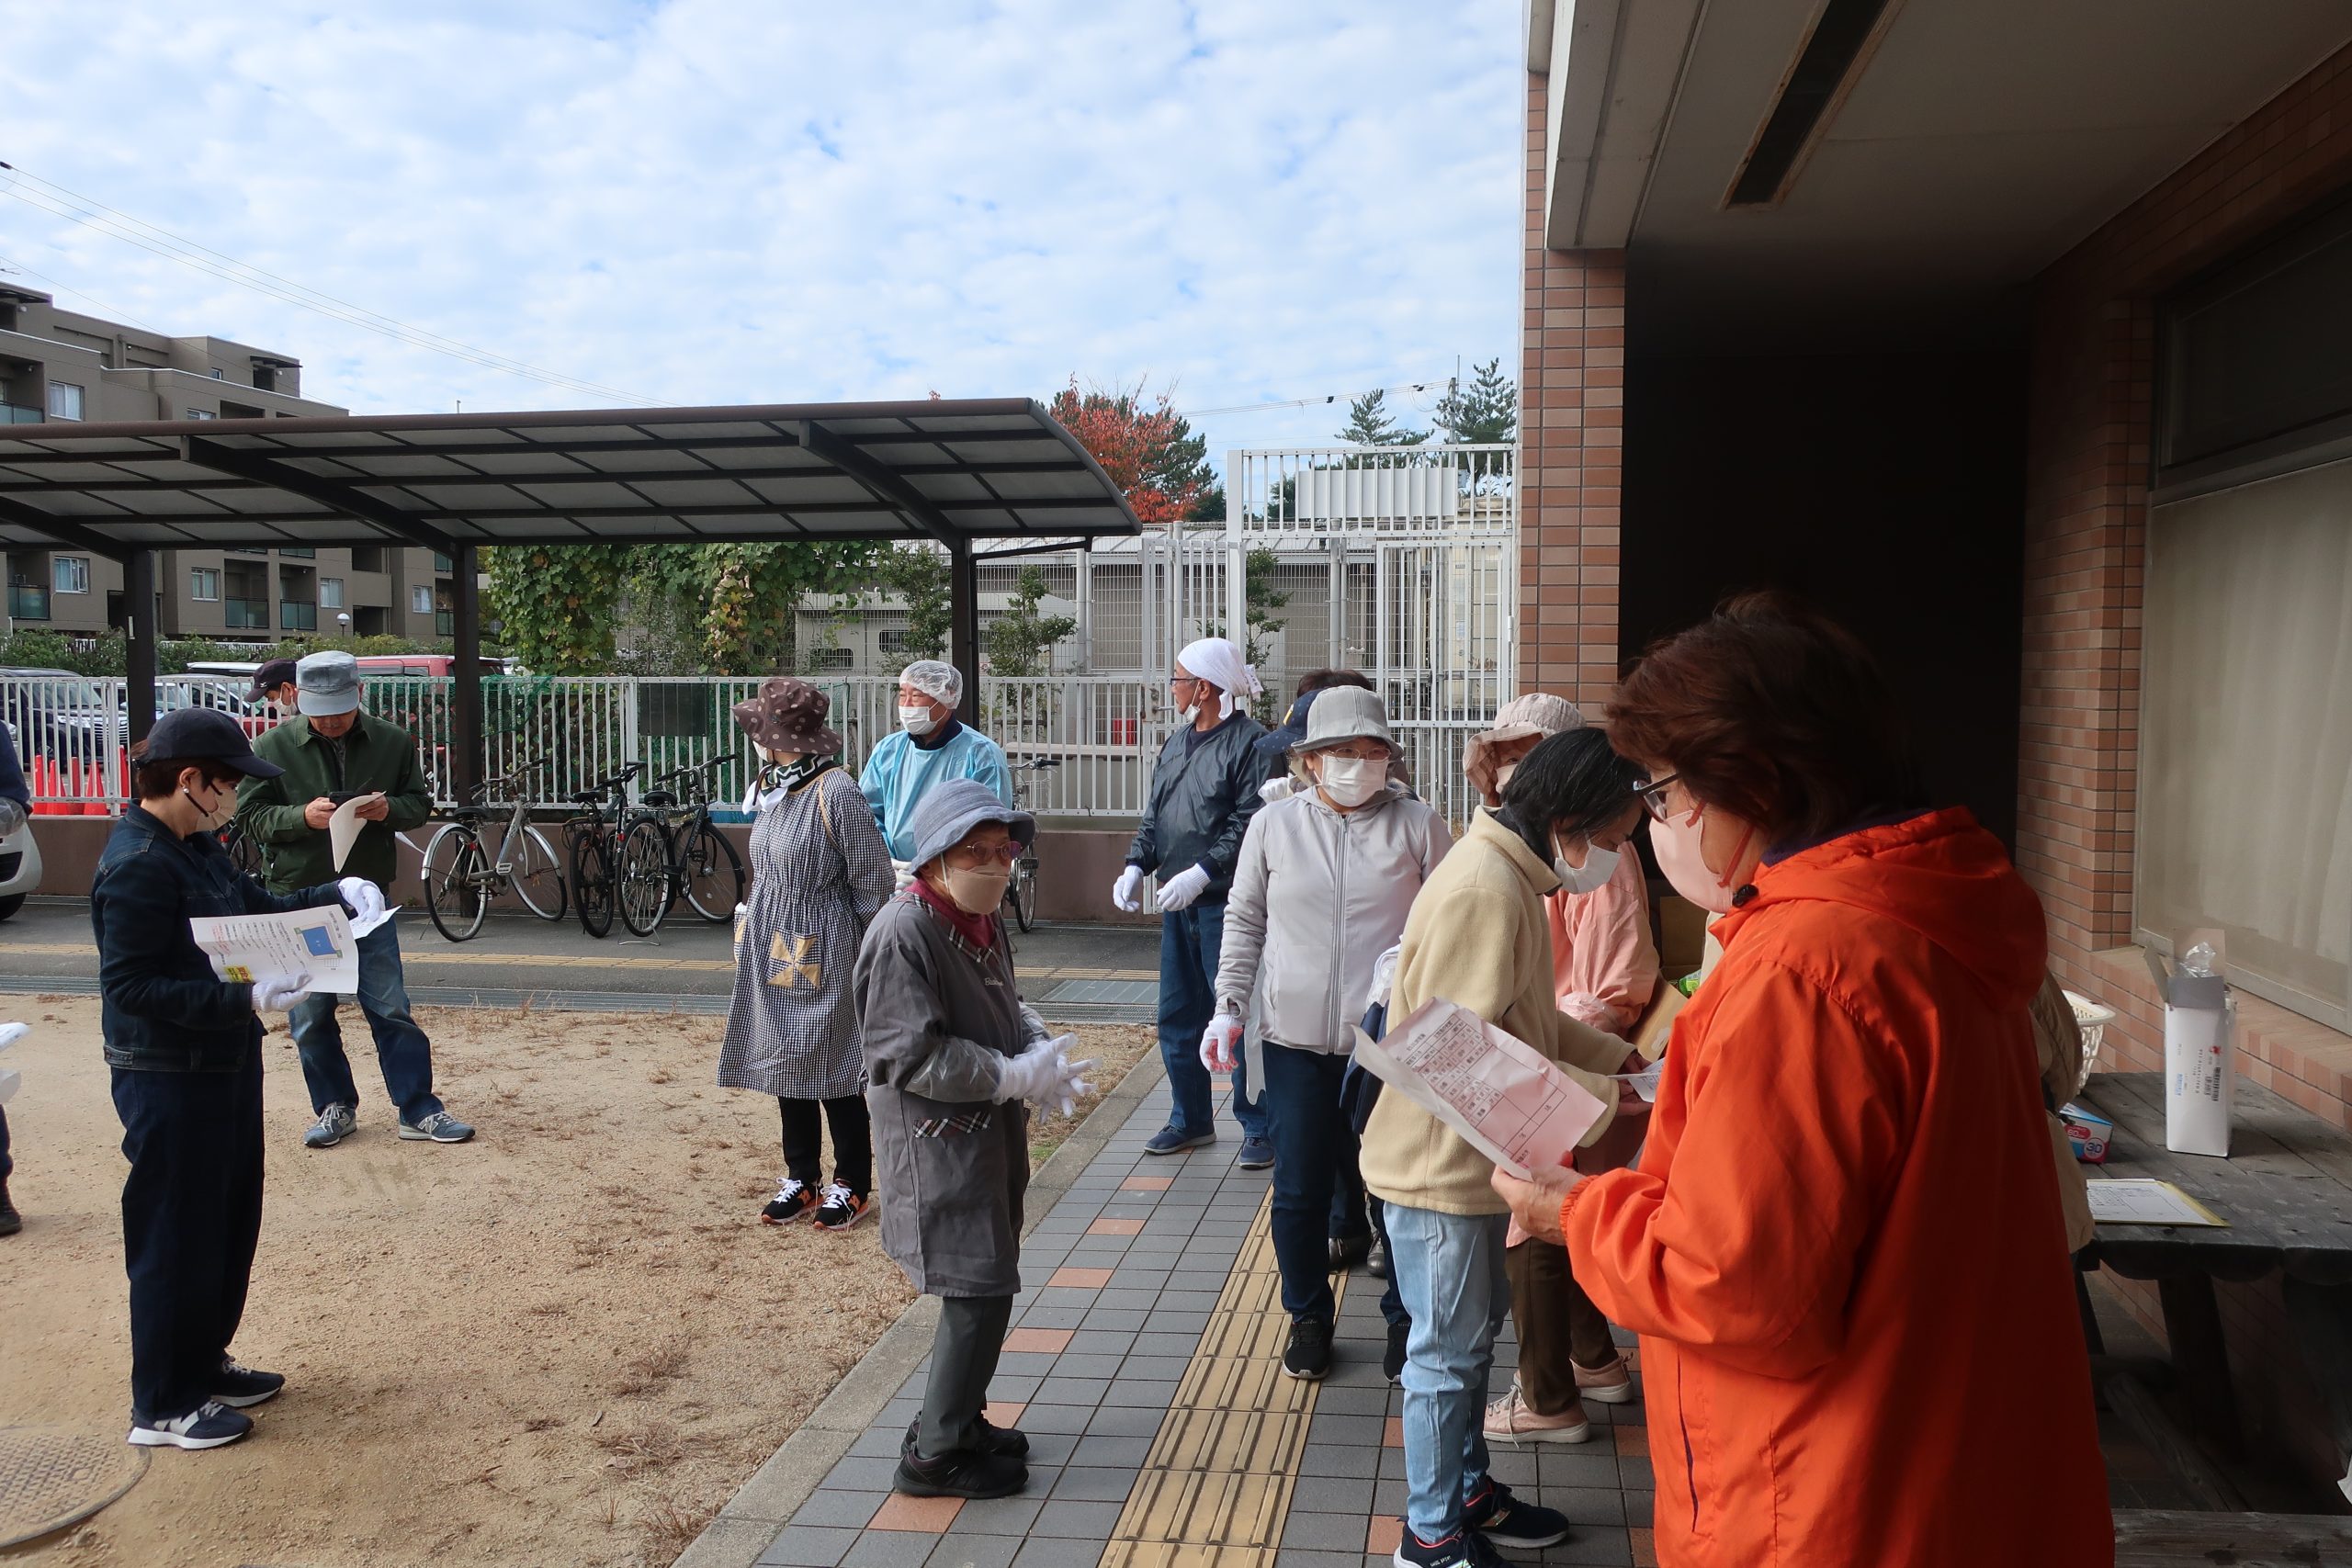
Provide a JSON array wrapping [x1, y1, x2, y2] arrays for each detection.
[[141, 707, 284, 778], [247, 657, 299, 699]]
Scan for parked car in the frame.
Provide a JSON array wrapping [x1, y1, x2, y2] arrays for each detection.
[[0, 666, 119, 763], [0, 719, 43, 922]]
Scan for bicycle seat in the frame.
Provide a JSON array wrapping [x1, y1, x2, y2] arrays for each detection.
[[641, 789, 677, 808], [567, 789, 602, 804], [446, 805, 500, 820]]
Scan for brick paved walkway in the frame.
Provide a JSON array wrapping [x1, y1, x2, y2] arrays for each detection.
[[711, 1073, 1657, 1568]]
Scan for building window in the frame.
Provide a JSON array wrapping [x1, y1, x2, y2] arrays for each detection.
[[321, 577, 345, 609], [210, 367, 224, 380], [46, 382, 84, 421], [53, 557, 89, 595], [878, 628, 912, 656], [189, 567, 221, 602], [808, 646, 854, 671], [411, 585, 434, 615], [186, 408, 217, 420]]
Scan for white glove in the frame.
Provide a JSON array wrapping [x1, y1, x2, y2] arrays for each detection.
[[336, 876, 387, 925], [1112, 865, 1145, 911], [0, 1021, 28, 1052], [0, 798, 25, 837], [1200, 1013, 1243, 1072], [252, 974, 313, 1011], [1154, 863, 1211, 912], [1037, 1032, 1098, 1117], [1257, 777, 1295, 806], [994, 1037, 1068, 1104]]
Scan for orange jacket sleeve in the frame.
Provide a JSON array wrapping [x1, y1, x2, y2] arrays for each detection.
[[1560, 958, 1906, 1378]]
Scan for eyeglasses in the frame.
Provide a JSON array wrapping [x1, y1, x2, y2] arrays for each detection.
[[947, 841, 1023, 868], [1633, 773, 1684, 824], [1317, 745, 1393, 762]]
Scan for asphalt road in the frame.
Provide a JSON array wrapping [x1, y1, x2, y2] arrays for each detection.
[[0, 897, 1161, 1020]]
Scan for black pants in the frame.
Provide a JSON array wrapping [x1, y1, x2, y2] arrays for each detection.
[[1506, 1238, 1619, 1415], [780, 1094, 872, 1196], [112, 1053, 265, 1423], [0, 1100, 11, 1182], [917, 1293, 1014, 1459]]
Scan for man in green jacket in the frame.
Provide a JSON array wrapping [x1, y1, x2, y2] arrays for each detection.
[[234, 651, 475, 1149]]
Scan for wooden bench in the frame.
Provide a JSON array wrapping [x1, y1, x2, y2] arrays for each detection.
[[2115, 1506, 2352, 1565]]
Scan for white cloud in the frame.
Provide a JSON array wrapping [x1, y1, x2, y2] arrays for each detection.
[[0, 0, 1521, 457]]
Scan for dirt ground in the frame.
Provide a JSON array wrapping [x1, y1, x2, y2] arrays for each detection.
[[0, 998, 1150, 1568]]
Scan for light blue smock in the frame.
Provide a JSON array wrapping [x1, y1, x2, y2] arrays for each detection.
[[859, 720, 1014, 861]]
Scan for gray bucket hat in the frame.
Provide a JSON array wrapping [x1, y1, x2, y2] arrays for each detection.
[[1296, 685, 1393, 751], [295, 649, 361, 716], [904, 778, 1035, 870]]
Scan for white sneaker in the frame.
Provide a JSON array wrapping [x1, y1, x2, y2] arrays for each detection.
[[1482, 1381, 1592, 1444]]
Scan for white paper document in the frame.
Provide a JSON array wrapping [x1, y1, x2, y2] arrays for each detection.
[[2086, 1178, 2227, 1227], [189, 906, 362, 995], [1352, 998, 1609, 1179], [328, 793, 384, 873]]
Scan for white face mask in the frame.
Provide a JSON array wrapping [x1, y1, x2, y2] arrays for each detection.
[[1553, 837, 1619, 897], [938, 861, 1012, 916], [1315, 756, 1385, 809], [184, 779, 236, 834], [899, 704, 938, 737], [1180, 702, 1202, 726], [1651, 798, 1757, 915]]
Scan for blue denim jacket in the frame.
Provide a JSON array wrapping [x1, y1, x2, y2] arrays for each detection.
[[92, 806, 344, 1073]]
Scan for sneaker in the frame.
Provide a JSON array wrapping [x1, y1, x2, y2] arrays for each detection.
[[128, 1401, 253, 1450], [1463, 1476, 1572, 1549], [1392, 1527, 1509, 1568], [1143, 1124, 1214, 1156], [1328, 1232, 1372, 1270], [398, 1111, 474, 1144], [894, 1429, 1027, 1499], [302, 1103, 356, 1149], [761, 1178, 817, 1225], [1282, 1318, 1333, 1381], [905, 1416, 1029, 1459], [1384, 1322, 1409, 1383], [812, 1183, 869, 1232], [1366, 1235, 1390, 1279], [1237, 1134, 1274, 1169], [0, 1179, 19, 1237], [213, 1357, 285, 1409], [1483, 1382, 1592, 1445], [1572, 1351, 1638, 1404]]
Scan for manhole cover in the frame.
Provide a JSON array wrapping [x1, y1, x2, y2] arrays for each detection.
[[0, 1427, 148, 1549]]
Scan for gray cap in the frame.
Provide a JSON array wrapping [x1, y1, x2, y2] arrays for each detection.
[[295, 649, 361, 716], [904, 778, 1035, 870], [1298, 685, 1392, 750]]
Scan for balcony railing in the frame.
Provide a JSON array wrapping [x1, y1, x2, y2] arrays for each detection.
[[435, 610, 454, 637], [1, 404, 42, 425], [280, 548, 315, 559], [432, 552, 453, 574], [8, 583, 49, 620], [223, 597, 269, 629], [280, 601, 318, 632]]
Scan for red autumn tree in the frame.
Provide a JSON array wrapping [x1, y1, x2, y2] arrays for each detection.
[[1047, 378, 1223, 525]]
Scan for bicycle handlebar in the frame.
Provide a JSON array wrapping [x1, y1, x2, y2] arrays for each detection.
[[652, 752, 740, 785]]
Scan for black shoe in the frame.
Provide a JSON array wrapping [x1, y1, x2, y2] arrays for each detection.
[[1237, 1135, 1274, 1170], [212, 1357, 285, 1409], [812, 1183, 870, 1232], [761, 1178, 818, 1225], [0, 1179, 19, 1237], [1392, 1527, 1509, 1568], [1384, 1322, 1409, 1383], [894, 1431, 1027, 1498], [1366, 1235, 1390, 1279], [1463, 1476, 1571, 1550], [1282, 1317, 1333, 1381], [905, 1416, 1028, 1459], [1328, 1232, 1372, 1270], [128, 1401, 253, 1450]]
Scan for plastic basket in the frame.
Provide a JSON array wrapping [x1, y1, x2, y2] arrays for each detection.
[[2063, 990, 2115, 1095]]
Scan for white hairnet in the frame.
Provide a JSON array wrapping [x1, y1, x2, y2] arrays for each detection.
[[899, 660, 963, 706], [1175, 637, 1262, 721]]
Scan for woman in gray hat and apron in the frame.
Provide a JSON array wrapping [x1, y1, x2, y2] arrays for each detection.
[[718, 677, 895, 1232], [854, 778, 1094, 1499]]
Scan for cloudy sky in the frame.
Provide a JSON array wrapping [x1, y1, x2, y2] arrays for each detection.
[[1, 0, 1522, 461]]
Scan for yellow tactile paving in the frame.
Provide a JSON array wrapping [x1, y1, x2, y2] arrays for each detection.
[[1101, 1190, 1340, 1568]]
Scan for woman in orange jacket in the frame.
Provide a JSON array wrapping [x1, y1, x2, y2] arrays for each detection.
[[1493, 593, 2110, 1568]]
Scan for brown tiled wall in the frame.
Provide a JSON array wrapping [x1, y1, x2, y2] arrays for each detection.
[[2023, 39, 2352, 1120], [1520, 79, 1625, 709]]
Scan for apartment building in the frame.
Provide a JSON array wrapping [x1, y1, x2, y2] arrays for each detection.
[[0, 285, 454, 643]]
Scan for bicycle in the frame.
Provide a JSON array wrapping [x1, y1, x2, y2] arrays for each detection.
[[562, 762, 644, 940], [1001, 755, 1061, 933], [633, 754, 746, 928], [419, 755, 569, 942], [216, 818, 266, 880]]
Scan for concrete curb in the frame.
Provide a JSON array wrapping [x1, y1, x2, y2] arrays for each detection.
[[673, 1044, 1170, 1568]]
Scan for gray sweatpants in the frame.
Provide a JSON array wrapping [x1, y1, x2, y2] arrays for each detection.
[[917, 1294, 1014, 1458]]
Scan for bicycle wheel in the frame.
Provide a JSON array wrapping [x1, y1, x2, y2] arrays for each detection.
[[616, 818, 673, 936], [679, 822, 745, 923], [1009, 855, 1039, 932], [572, 826, 615, 939], [422, 824, 489, 942], [511, 825, 569, 922], [223, 824, 266, 879]]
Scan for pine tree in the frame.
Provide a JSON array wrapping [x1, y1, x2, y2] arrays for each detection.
[[1337, 389, 1428, 447], [1433, 359, 1518, 445]]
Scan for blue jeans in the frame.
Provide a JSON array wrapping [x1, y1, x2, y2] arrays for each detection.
[[1386, 1203, 1510, 1543], [288, 921, 443, 1123], [1262, 1042, 1353, 1322], [1156, 900, 1265, 1141]]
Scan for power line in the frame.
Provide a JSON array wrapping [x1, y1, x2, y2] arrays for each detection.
[[1179, 379, 1449, 420], [0, 160, 665, 406]]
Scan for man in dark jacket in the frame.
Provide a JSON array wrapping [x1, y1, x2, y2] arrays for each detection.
[[96, 706, 373, 1449], [234, 650, 474, 1149], [1114, 637, 1272, 1162]]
